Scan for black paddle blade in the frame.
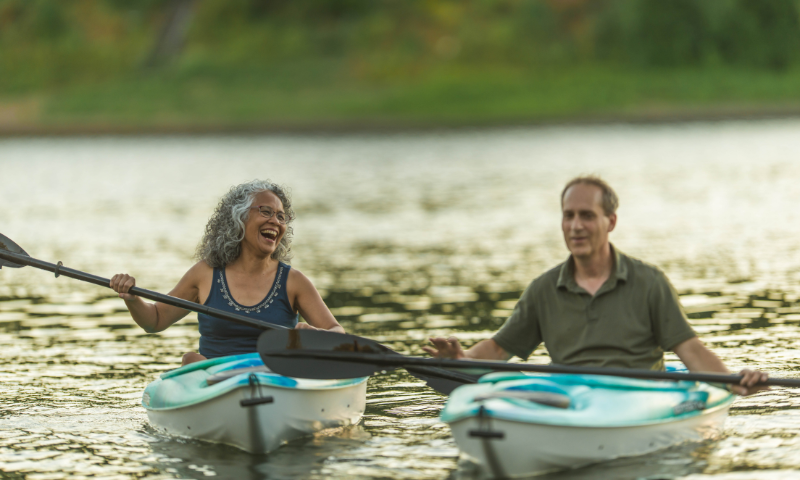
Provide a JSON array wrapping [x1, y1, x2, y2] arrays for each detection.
[[0, 233, 28, 269], [404, 366, 482, 395], [257, 328, 400, 379]]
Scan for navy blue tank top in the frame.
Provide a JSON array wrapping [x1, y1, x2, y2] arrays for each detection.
[[198, 263, 298, 358]]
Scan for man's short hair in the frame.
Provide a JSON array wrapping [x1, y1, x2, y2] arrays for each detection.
[[561, 175, 619, 216]]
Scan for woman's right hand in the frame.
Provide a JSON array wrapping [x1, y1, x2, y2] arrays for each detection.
[[110, 274, 137, 301]]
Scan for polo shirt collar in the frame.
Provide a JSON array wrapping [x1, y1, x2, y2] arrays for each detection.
[[557, 243, 627, 293]]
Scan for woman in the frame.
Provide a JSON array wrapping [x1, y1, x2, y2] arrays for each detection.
[[110, 179, 344, 365]]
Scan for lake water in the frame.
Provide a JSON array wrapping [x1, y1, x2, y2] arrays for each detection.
[[2, 120, 800, 479]]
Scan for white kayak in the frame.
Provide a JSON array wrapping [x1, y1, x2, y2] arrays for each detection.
[[142, 353, 368, 453], [441, 366, 735, 478]]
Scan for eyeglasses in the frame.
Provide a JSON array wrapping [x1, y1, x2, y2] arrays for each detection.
[[251, 206, 289, 225]]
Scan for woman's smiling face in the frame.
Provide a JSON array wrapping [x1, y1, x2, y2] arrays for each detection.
[[242, 190, 287, 259]]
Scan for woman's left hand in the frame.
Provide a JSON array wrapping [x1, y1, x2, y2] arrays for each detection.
[[293, 322, 345, 333], [294, 322, 322, 331]]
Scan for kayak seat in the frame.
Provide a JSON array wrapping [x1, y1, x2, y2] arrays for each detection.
[[207, 366, 270, 385], [159, 352, 259, 380], [474, 390, 572, 409]]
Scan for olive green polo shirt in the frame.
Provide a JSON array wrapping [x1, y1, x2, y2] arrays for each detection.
[[492, 245, 696, 371]]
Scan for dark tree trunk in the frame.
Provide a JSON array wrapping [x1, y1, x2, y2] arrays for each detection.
[[143, 0, 196, 69]]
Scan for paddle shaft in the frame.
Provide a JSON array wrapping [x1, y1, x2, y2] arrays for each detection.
[[269, 349, 799, 387], [0, 249, 282, 332]]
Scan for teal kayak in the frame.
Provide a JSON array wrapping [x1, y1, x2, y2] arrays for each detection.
[[143, 353, 369, 453], [441, 364, 735, 477]]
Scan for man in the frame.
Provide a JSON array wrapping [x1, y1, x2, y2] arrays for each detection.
[[423, 176, 767, 395]]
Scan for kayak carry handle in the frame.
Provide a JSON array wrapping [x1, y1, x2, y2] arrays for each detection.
[[468, 429, 505, 439], [474, 405, 508, 478], [240, 396, 274, 407], [240, 372, 274, 407], [469, 405, 505, 439]]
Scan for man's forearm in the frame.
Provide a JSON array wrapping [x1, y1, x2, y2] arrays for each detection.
[[464, 339, 513, 361], [672, 337, 729, 373]]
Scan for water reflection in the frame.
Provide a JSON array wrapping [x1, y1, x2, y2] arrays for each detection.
[[2, 121, 800, 478]]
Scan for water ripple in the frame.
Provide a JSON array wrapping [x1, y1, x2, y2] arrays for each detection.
[[3, 123, 800, 478]]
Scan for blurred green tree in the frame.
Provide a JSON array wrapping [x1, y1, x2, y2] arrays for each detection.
[[596, 0, 710, 66], [717, 0, 800, 70], [4, 0, 800, 126]]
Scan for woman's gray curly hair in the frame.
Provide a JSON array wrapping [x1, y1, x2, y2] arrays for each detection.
[[196, 180, 294, 267]]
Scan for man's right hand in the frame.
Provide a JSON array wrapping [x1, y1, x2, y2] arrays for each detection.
[[422, 336, 467, 359]]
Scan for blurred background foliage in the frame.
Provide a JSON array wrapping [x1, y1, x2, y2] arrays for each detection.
[[2, 0, 800, 129]]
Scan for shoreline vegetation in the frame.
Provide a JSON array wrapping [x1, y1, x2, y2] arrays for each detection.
[[3, 0, 800, 135], [6, 65, 800, 136], [5, 103, 800, 136]]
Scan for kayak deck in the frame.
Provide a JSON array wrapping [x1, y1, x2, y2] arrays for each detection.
[[144, 353, 367, 410], [143, 353, 369, 453]]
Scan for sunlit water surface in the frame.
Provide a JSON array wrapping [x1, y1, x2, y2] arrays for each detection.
[[2, 121, 800, 479]]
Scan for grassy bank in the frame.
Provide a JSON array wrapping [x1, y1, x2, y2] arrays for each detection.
[[4, 1, 800, 132], [4, 64, 800, 133]]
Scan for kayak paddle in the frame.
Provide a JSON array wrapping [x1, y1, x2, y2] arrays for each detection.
[[0, 233, 280, 332], [0, 232, 480, 394], [258, 328, 800, 388]]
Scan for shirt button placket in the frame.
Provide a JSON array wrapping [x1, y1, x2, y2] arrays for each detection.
[[587, 298, 599, 322]]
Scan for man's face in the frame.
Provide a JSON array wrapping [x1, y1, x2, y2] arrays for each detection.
[[561, 183, 616, 259]]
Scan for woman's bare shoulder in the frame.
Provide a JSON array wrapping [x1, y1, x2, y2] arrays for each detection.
[[287, 267, 316, 291], [168, 261, 214, 302], [182, 261, 214, 283], [187, 260, 213, 273]]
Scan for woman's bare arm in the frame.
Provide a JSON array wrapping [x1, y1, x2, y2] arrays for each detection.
[[287, 269, 344, 333], [110, 262, 210, 333]]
